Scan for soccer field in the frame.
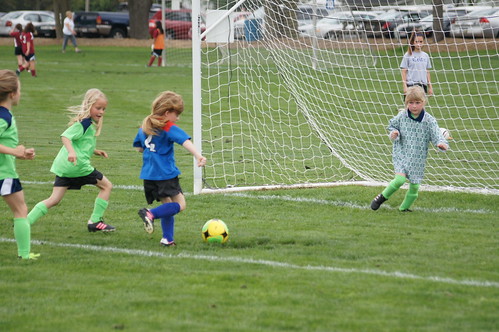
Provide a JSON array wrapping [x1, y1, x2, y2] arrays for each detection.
[[0, 43, 498, 331]]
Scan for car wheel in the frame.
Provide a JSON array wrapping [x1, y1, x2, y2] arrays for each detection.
[[324, 31, 338, 39], [110, 28, 126, 39]]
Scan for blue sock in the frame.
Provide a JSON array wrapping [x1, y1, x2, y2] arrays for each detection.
[[161, 216, 175, 242], [150, 202, 180, 219]]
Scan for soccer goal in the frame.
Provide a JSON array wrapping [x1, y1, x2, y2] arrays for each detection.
[[191, 0, 498, 195]]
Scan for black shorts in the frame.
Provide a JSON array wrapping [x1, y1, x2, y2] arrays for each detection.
[[54, 169, 104, 190], [0, 178, 22, 196], [151, 49, 163, 57], [14, 46, 23, 56], [143, 177, 182, 204], [24, 53, 35, 62]]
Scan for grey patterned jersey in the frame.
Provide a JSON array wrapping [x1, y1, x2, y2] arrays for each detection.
[[389, 110, 447, 184]]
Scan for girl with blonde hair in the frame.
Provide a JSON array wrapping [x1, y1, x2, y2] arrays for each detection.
[[28, 89, 115, 232]]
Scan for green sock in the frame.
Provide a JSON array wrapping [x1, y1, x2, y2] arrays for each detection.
[[28, 202, 48, 225], [400, 183, 420, 211], [382, 174, 406, 199], [14, 218, 30, 258], [90, 198, 109, 223]]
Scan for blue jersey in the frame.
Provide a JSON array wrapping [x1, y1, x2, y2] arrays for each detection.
[[133, 122, 191, 180]]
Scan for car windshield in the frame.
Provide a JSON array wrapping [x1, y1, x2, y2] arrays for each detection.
[[2, 11, 23, 20], [376, 11, 402, 20], [467, 8, 498, 18]]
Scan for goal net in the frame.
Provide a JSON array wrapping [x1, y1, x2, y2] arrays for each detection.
[[193, 0, 498, 195]]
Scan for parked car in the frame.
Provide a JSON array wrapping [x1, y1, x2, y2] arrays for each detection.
[[299, 15, 344, 38], [394, 13, 458, 39], [363, 10, 431, 37], [234, 5, 331, 40], [74, 11, 129, 38], [0, 10, 56, 38], [450, 7, 499, 38], [148, 9, 194, 39]]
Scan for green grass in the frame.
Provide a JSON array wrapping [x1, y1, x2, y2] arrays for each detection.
[[0, 43, 498, 331]]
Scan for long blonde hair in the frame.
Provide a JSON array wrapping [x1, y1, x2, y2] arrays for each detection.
[[67, 88, 107, 136], [142, 91, 184, 136]]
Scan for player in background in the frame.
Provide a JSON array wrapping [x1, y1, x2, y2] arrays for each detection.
[[147, 20, 165, 67], [27, 89, 115, 232], [134, 91, 206, 247], [400, 31, 432, 101], [371, 86, 448, 212], [9, 24, 27, 76], [0, 69, 38, 259], [21, 23, 37, 78]]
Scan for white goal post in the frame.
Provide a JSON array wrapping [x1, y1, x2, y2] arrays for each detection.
[[192, 0, 498, 195]]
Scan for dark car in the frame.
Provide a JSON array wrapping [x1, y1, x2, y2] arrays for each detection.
[[74, 11, 129, 38], [363, 10, 431, 37], [148, 9, 193, 39]]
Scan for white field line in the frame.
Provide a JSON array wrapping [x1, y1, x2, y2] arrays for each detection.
[[1, 237, 497, 288], [23, 181, 492, 214]]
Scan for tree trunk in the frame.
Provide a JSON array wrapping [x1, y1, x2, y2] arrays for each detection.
[[433, 0, 445, 42], [53, 0, 71, 39], [128, 0, 153, 39]]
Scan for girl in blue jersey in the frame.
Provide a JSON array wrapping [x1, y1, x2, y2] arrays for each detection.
[[0, 69, 38, 259], [134, 91, 206, 247], [28, 89, 115, 232]]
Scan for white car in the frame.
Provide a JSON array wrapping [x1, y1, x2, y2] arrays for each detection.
[[0, 10, 56, 37], [299, 11, 381, 39], [299, 16, 344, 38], [450, 7, 499, 38]]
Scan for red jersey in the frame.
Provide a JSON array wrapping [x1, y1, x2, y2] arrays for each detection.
[[21, 32, 35, 55], [9, 31, 22, 48]]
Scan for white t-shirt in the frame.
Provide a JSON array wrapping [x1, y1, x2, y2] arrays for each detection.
[[63, 17, 74, 35], [400, 51, 431, 85]]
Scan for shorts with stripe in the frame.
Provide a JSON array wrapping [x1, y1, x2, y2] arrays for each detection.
[[0, 178, 23, 196]]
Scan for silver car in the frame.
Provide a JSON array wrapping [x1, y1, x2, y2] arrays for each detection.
[[450, 7, 499, 38], [0, 10, 56, 37]]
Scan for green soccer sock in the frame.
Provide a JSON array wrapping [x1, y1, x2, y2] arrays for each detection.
[[382, 174, 406, 199], [14, 218, 30, 259], [90, 197, 109, 223], [399, 183, 420, 211], [28, 202, 48, 225]]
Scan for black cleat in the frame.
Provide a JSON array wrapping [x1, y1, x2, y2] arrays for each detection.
[[138, 208, 154, 234], [400, 209, 413, 212], [88, 220, 116, 232], [371, 193, 387, 210]]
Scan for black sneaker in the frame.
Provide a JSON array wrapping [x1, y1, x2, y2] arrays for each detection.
[[371, 193, 387, 210], [400, 209, 413, 212], [138, 208, 154, 234], [88, 220, 116, 232], [15, 69, 20, 76]]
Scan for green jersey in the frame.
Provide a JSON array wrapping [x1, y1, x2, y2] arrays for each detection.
[[50, 118, 97, 178], [0, 106, 18, 180]]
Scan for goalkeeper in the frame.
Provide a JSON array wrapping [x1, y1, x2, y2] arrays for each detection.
[[371, 86, 448, 212]]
